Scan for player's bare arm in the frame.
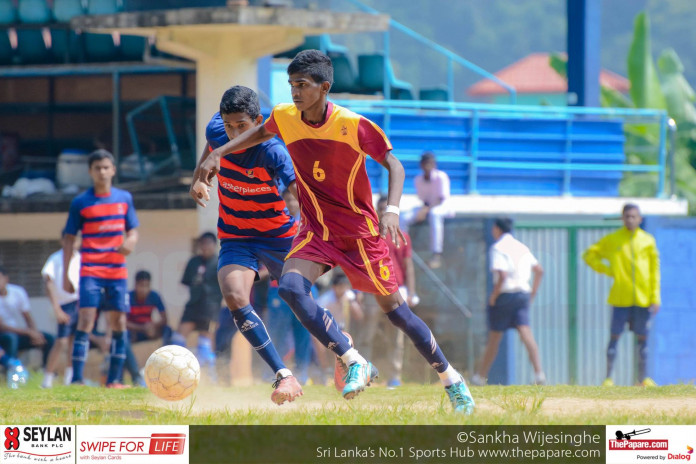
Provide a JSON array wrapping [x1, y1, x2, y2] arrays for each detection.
[[286, 181, 298, 201], [197, 124, 276, 187], [62, 233, 77, 294], [378, 151, 407, 248], [44, 275, 70, 324], [118, 228, 138, 256], [190, 143, 213, 207]]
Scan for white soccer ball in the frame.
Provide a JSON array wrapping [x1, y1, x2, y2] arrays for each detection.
[[144, 345, 200, 401]]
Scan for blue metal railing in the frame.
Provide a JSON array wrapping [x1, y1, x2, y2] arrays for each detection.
[[333, 99, 670, 198], [343, 0, 517, 104]]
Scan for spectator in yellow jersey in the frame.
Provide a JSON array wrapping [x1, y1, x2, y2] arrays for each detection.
[[583, 203, 660, 387]]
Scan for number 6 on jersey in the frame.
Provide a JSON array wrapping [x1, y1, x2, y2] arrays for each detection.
[[313, 161, 326, 182]]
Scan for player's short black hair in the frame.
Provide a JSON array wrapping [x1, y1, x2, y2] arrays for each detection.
[[494, 217, 513, 234], [135, 270, 151, 282], [420, 151, 436, 164], [287, 49, 334, 86], [219, 85, 260, 119], [622, 203, 641, 215], [331, 272, 349, 287], [88, 149, 115, 168], [0, 264, 6, 276], [199, 232, 217, 243]]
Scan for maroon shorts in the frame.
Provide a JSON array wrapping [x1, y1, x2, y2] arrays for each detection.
[[285, 229, 399, 296]]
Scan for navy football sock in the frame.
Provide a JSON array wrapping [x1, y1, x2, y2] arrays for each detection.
[[606, 337, 619, 378], [387, 302, 449, 373], [71, 330, 89, 383], [106, 331, 127, 385], [637, 338, 648, 381], [232, 305, 286, 374], [278, 272, 352, 356]]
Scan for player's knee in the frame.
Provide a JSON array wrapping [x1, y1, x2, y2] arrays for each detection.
[[277, 272, 311, 308], [223, 288, 249, 310]]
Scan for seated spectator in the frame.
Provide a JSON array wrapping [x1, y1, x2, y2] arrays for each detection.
[[122, 270, 171, 386], [127, 270, 171, 343], [41, 232, 81, 388], [0, 265, 55, 380], [401, 151, 453, 269]]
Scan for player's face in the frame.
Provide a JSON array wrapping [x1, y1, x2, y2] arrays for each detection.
[[135, 280, 150, 299], [221, 112, 262, 141], [0, 272, 8, 289], [491, 224, 502, 241], [622, 208, 642, 231], [89, 159, 116, 186], [288, 73, 329, 112]]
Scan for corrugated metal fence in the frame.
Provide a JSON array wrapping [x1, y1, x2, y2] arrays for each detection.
[[514, 223, 636, 386]]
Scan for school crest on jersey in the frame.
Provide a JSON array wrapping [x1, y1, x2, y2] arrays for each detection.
[[341, 125, 348, 136], [245, 169, 255, 178]]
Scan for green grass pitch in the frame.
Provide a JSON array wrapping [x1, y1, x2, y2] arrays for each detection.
[[2, 376, 695, 425]]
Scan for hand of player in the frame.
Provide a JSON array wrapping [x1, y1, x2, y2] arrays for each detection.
[[117, 242, 134, 256], [198, 150, 221, 187], [488, 294, 498, 307], [649, 303, 660, 314], [28, 330, 46, 346], [56, 309, 71, 325], [62, 276, 75, 294], [190, 179, 211, 207], [380, 212, 407, 249]]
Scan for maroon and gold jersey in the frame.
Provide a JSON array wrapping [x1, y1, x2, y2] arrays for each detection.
[[264, 102, 391, 241]]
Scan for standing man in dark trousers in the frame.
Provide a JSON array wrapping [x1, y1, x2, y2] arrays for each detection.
[[583, 204, 660, 387]]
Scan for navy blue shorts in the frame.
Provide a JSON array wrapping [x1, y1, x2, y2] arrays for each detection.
[[56, 300, 79, 339], [218, 238, 293, 281], [79, 277, 129, 312], [611, 306, 652, 336], [487, 292, 530, 332]]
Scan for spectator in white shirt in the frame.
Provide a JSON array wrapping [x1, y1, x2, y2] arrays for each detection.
[[471, 218, 546, 386], [40, 233, 81, 387], [401, 152, 454, 269], [0, 265, 55, 372]]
